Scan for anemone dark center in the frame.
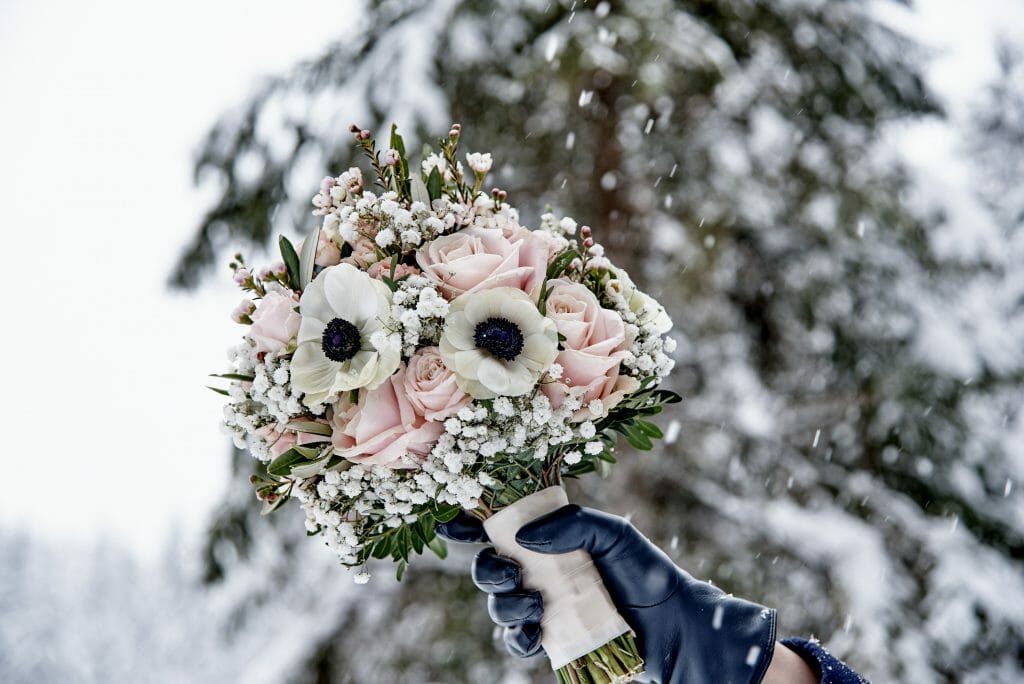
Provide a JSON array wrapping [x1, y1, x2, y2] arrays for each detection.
[[321, 318, 361, 362], [473, 317, 524, 361]]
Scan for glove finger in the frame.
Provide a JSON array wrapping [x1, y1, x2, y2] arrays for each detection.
[[487, 590, 543, 627], [472, 547, 521, 594], [515, 504, 678, 608], [435, 511, 489, 543], [503, 623, 544, 658], [515, 505, 629, 556]]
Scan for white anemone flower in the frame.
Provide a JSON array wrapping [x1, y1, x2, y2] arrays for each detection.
[[439, 287, 558, 399], [291, 264, 400, 405]]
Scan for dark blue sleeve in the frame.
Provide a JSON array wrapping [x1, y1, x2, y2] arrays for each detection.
[[780, 637, 870, 684]]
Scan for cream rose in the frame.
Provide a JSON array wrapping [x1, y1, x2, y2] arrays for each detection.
[[403, 346, 471, 421], [607, 268, 672, 334], [416, 226, 549, 300], [541, 279, 640, 420], [330, 365, 445, 468], [249, 289, 300, 355]]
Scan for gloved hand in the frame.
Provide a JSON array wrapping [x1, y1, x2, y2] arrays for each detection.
[[438, 504, 777, 684]]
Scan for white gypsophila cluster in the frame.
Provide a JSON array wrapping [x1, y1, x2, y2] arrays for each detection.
[[425, 389, 585, 508], [291, 388, 601, 572], [602, 277, 677, 382], [220, 338, 326, 461], [390, 275, 449, 356], [335, 191, 471, 253], [539, 211, 579, 237]]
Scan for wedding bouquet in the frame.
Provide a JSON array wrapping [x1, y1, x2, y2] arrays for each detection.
[[212, 123, 679, 683]]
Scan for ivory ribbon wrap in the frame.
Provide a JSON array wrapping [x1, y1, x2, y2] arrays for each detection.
[[483, 486, 633, 670]]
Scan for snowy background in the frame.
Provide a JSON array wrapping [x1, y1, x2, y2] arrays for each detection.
[[1, 1, 1022, 682]]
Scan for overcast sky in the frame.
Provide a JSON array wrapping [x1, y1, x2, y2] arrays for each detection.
[[0, 0, 1020, 561], [0, 0, 352, 559]]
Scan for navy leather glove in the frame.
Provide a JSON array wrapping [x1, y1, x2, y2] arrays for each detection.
[[438, 504, 777, 684]]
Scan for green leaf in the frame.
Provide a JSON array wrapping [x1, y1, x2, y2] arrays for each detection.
[[371, 536, 392, 559], [389, 123, 407, 158], [278, 235, 301, 289], [411, 175, 430, 205], [289, 450, 334, 478], [395, 560, 408, 582], [284, 421, 333, 436], [433, 504, 460, 523], [260, 494, 288, 515], [266, 445, 325, 477], [209, 373, 255, 381], [298, 224, 319, 290], [267, 448, 308, 476], [206, 386, 229, 396], [546, 248, 579, 280], [426, 166, 442, 201], [651, 389, 683, 404], [636, 420, 664, 439], [427, 535, 448, 560]]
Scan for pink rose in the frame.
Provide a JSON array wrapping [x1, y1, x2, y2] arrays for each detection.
[[330, 365, 445, 468], [299, 231, 341, 268], [249, 290, 300, 355], [367, 257, 421, 281], [415, 226, 549, 300], [341, 235, 379, 270], [403, 346, 471, 421], [540, 279, 640, 421]]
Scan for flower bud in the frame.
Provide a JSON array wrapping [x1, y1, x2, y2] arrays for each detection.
[[384, 148, 400, 166]]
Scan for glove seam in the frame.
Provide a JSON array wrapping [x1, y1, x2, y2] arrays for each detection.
[[748, 608, 777, 684]]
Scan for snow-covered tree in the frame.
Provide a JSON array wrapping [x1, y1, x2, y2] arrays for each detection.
[[173, 2, 1024, 682]]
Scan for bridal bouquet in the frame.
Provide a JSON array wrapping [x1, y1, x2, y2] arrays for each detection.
[[213, 124, 679, 683]]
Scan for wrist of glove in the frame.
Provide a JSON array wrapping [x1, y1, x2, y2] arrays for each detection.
[[439, 504, 777, 684]]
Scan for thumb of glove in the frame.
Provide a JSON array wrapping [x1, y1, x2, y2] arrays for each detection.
[[515, 504, 679, 609]]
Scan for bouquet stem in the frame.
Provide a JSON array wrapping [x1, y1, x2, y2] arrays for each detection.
[[555, 631, 645, 684], [482, 487, 645, 683]]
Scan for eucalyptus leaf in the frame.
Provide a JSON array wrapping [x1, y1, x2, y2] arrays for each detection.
[[427, 535, 448, 560], [433, 505, 460, 523], [636, 420, 664, 439], [260, 494, 287, 516], [411, 175, 430, 205], [289, 451, 335, 478], [284, 421, 333, 436], [426, 166, 442, 201], [389, 123, 407, 157], [206, 386, 230, 396], [371, 537, 391, 559], [278, 235, 301, 289], [298, 224, 319, 290], [209, 373, 255, 381], [266, 446, 321, 477]]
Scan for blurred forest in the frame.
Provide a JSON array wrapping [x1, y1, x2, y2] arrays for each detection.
[[5, 1, 1020, 683]]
